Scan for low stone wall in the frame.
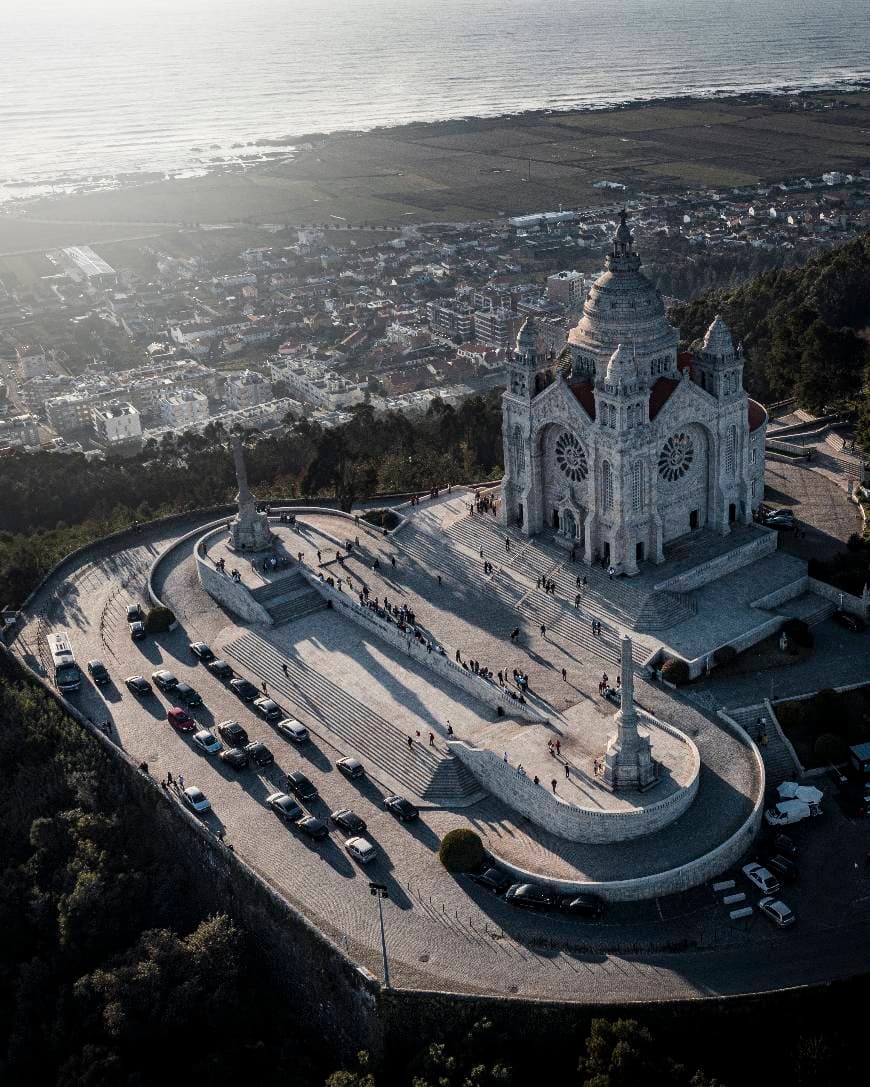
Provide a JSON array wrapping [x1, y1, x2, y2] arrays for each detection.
[[653, 529, 777, 594], [303, 571, 547, 723], [195, 527, 274, 626], [484, 715, 763, 901], [448, 712, 700, 845], [808, 577, 870, 619], [750, 576, 809, 611]]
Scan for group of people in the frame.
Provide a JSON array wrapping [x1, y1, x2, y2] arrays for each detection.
[[482, 560, 495, 575], [409, 485, 447, 507], [598, 672, 621, 698], [258, 553, 289, 573], [471, 490, 496, 515], [537, 576, 557, 595], [276, 512, 296, 525]]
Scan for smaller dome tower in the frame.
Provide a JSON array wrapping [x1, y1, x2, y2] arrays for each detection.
[[507, 315, 543, 400], [693, 315, 744, 399]]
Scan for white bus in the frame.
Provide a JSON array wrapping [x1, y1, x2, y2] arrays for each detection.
[[47, 632, 81, 692]]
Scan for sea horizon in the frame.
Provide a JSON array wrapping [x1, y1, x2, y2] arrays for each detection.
[[2, 0, 870, 206]]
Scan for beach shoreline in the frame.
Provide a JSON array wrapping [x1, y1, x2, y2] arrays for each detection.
[[3, 84, 870, 254]]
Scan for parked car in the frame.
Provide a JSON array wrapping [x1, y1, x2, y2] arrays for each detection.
[[742, 862, 780, 895], [87, 660, 110, 685], [833, 611, 866, 633], [345, 836, 377, 864], [253, 696, 282, 720], [763, 508, 795, 527], [189, 641, 215, 661], [191, 729, 222, 755], [286, 770, 318, 801], [763, 853, 799, 882], [167, 707, 196, 732], [758, 896, 796, 927], [129, 620, 146, 640], [245, 741, 274, 768], [173, 682, 203, 707], [337, 757, 365, 780], [219, 747, 250, 771], [218, 720, 249, 748], [229, 677, 259, 701], [330, 808, 367, 834], [125, 675, 152, 696], [126, 603, 143, 622], [266, 792, 304, 824], [505, 882, 555, 911], [765, 799, 819, 826], [276, 718, 309, 743], [296, 816, 328, 841], [558, 892, 606, 918], [469, 866, 512, 894], [206, 659, 233, 679], [151, 669, 179, 692], [181, 786, 211, 814], [384, 795, 419, 822]]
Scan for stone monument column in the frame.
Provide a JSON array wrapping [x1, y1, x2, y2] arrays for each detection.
[[601, 635, 658, 791], [228, 433, 273, 553]]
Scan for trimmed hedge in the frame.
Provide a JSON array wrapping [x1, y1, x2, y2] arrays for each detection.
[[660, 657, 690, 686], [438, 828, 485, 872], [713, 645, 737, 666], [145, 605, 175, 633]]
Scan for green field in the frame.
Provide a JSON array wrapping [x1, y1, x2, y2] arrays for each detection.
[[2, 89, 870, 249]]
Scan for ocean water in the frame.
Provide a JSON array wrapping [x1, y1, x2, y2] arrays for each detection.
[[1, 0, 869, 203]]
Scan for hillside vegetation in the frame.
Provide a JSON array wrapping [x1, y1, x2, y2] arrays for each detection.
[[671, 231, 870, 437]]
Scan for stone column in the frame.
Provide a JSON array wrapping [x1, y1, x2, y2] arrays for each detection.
[[601, 635, 658, 792]]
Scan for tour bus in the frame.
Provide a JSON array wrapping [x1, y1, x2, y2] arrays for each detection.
[[47, 632, 81, 692]]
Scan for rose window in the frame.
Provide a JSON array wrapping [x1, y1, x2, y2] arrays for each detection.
[[658, 432, 694, 482], [555, 432, 588, 482]]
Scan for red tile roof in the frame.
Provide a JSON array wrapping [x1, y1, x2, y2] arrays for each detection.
[[569, 382, 596, 420], [649, 377, 679, 420], [748, 398, 767, 432]]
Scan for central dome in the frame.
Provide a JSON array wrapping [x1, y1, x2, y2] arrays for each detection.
[[567, 214, 678, 385]]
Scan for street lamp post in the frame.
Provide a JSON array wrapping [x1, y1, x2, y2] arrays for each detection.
[[369, 882, 391, 989]]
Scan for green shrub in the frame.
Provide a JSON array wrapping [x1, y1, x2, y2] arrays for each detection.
[[144, 605, 174, 633], [814, 732, 847, 765], [713, 645, 737, 666], [660, 658, 690, 685], [438, 828, 485, 872], [781, 617, 814, 649]]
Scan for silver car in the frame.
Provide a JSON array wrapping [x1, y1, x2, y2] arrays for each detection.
[[758, 896, 795, 927]]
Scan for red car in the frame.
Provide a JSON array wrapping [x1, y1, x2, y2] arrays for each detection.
[[167, 706, 196, 732]]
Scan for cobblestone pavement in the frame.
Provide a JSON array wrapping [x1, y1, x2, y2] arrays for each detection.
[[9, 499, 870, 1001], [765, 457, 863, 561]]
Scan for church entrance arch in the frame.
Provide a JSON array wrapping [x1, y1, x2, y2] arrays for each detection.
[[537, 422, 590, 549]]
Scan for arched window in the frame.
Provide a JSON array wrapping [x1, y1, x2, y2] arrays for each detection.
[[726, 425, 737, 475], [601, 461, 613, 511], [632, 462, 644, 512], [513, 426, 525, 475]]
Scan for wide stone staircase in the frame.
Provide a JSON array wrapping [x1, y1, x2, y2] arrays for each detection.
[[225, 630, 484, 806], [250, 571, 327, 625], [726, 704, 801, 786]]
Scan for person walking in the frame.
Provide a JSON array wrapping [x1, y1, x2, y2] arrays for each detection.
[[565, 762, 570, 779], [167, 771, 174, 786], [429, 732, 435, 746], [282, 663, 288, 676], [178, 773, 184, 790], [503, 751, 509, 763], [561, 667, 567, 681], [555, 738, 561, 756], [505, 536, 511, 552], [447, 722, 454, 736], [540, 623, 546, 638], [407, 735, 413, 750], [262, 680, 268, 694], [551, 778, 557, 793]]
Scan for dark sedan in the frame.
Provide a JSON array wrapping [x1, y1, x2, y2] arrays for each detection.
[[329, 808, 367, 834], [266, 792, 304, 824], [87, 660, 110, 685], [219, 747, 250, 771], [558, 892, 606, 918], [286, 770, 318, 802], [469, 866, 512, 894], [125, 675, 152, 696], [206, 659, 233, 679], [173, 682, 203, 707], [245, 741, 274, 768], [229, 677, 259, 701], [217, 720, 249, 748], [190, 641, 215, 661], [384, 795, 419, 822], [505, 883, 556, 911], [296, 816, 329, 841]]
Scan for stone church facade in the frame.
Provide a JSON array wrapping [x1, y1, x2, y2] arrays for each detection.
[[500, 213, 767, 575]]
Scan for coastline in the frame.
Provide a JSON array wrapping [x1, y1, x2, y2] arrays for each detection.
[[3, 84, 870, 252]]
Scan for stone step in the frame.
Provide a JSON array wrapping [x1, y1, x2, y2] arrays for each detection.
[[224, 630, 482, 803], [250, 572, 305, 602], [634, 589, 697, 632], [267, 591, 328, 625], [776, 591, 836, 628]]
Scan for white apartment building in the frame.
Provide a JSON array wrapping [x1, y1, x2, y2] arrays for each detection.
[[269, 358, 366, 410], [224, 369, 273, 410], [18, 374, 74, 414], [0, 413, 41, 448], [93, 402, 142, 444], [45, 393, 95, 435], [158, 388, 210, 429]]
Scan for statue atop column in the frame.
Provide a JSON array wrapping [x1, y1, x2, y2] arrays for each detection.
[[600, 635, 658, 791], [228, 433, 273, 552]]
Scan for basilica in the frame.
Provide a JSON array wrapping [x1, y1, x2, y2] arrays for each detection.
[[500, 212, 767, 575]]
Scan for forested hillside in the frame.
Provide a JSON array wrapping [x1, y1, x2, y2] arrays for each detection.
[[671, 231, 870, 431]]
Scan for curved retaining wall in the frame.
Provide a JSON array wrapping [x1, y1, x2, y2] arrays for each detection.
[[448, 712, 700, 844], [485, 716, 765, 901], [194, 525, 275, 626]]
